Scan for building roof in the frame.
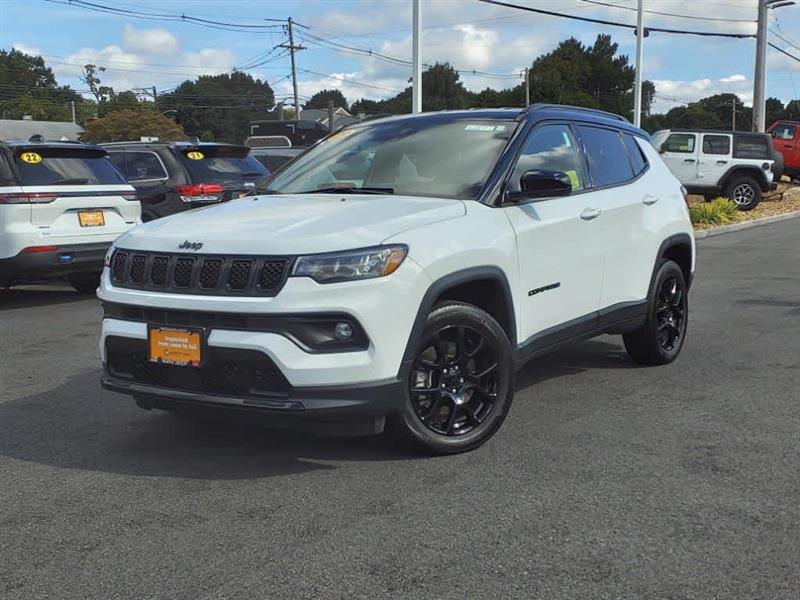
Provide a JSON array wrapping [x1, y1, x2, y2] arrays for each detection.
[[299, 107, 362, 130], [0, 119, 84, 142]]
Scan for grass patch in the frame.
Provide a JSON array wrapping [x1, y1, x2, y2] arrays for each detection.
[[689, 197, 739, 227]]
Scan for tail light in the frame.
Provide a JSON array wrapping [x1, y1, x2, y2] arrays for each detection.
[[174, 183, 224, 203], [22, 245, 58, 253], [0, 192, 58, 204], [680, 186, 689, 206]]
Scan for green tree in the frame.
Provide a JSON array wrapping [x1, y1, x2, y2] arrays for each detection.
[[160, 72, 275, 143], [305, 89, 348, 111], [0, 49, 86, 121], [82, 109, 187, 143]]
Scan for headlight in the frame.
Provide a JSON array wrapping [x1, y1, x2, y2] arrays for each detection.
[[292, 245, 407, 284], [104, 246, 115, 268]]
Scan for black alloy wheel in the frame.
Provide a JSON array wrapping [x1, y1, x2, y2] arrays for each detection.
[[623, 259, 689, 365], [396, 302, 514, 454]]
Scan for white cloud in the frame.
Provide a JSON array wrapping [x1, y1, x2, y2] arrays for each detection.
[[652, 74, 753, 113], [121, 25, 178, 56], [12, 43, 42, 57]]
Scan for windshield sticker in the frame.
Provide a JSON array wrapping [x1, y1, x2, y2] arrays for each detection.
[[186, 151, 205, 160], [20, 151, 42, 164], [465, 124, 505, 132], [565, 170, 580, 189]]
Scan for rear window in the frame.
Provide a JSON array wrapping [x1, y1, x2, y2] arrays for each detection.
[[733, 135, 770, 159], [13, 147, 127, 186], [178, 146, 269, 185], [578, 126, 635, 187]]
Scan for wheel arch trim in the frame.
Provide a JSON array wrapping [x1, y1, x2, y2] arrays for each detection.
[[398, 266, 517, 378]]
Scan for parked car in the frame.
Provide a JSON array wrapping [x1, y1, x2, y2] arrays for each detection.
[[651, 129, 778, 210], [0, 140, 140, 293], [767, 120, 800, 181], [102, 141, 269, 222], [99, 105, 694, 454]]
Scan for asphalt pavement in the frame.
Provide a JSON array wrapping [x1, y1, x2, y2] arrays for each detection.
[[1, 220, 799, 600]]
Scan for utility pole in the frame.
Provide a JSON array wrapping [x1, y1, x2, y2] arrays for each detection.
[[753, 0, 769, 131], [327, 99, 335, 133], [280, 17, 306, 118], [633, 0, 645, 128], [152, 86, 157, 109], [412, 0, 422, 114], [524, 68, 530, 107], [732, 97, 737, 131]]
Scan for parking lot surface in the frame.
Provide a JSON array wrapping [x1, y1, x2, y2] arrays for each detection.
[[1, 220, 799, 600]]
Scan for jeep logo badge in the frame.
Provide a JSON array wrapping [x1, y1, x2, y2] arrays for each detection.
[[178, 240, 203, 251]]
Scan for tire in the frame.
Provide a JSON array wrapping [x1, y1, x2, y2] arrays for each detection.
[[68, 272, 100, 294], [394, 301, 515, 455], [702, 194, 716, 202], [772, 149, 784, 181], [623, 260, 688, 366], [724, 175, 761, 211]]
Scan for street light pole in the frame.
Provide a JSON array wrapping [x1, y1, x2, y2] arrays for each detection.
[[412, 0, 422, 114], [752, 0, 769, 132], [633, 0, 645, 128]]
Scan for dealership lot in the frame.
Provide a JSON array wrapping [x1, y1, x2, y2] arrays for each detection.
[[1, 220, 799, 599]]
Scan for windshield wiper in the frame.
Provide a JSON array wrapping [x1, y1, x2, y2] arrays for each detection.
[[303, 186, 394, 195], [52, 178, 89, 185], [240, 171, 266, 178]]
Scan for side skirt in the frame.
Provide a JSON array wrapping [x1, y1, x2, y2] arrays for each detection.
[[514, 300, 647, 368]]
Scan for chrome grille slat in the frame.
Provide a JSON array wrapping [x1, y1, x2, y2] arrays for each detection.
[[109, 250, 291, 297]]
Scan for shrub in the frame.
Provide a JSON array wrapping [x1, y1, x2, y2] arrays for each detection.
[[689, 197, 739, 226]]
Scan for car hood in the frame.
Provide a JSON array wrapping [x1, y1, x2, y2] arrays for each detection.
[[115, 193, 466, 254]]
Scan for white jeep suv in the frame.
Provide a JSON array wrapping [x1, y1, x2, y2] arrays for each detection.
[[0, 140, 140, 292], [99, 106, 695, 454]]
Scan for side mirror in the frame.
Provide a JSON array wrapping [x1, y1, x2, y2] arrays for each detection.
[[508, 169, 572, 202], [658, 143, 667, 154]]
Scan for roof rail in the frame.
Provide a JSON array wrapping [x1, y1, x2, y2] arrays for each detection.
[[529, 103, 629, 123]]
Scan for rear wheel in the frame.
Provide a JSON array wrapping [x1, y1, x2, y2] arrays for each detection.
[[623, 260, 688, 365], [395, 302, 514, 454], [68, 272, 100, 294], [724, 175, 761, 211]]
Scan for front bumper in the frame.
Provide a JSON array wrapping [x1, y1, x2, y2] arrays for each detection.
[[0, 242, 110, 284]]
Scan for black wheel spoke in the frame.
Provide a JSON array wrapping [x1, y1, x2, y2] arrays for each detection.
[[444, 403, 459, 434], [465, 334, 484, 358], [464, 405, 482, 426], [473, 362, 498, 379], [421, 395, 444, 422]]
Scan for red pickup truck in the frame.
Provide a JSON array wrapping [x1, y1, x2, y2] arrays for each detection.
[[767, 120, 800, 181]]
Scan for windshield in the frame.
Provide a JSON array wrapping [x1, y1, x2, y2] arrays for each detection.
[[262, 117, 517, 200], [14, 147, 127, 186], [178, 146, 269, 186]]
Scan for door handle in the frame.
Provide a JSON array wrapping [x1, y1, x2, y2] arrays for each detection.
[[716, 160, 728, 165], [684, 158, 696, 163], [580, 207, 602, 221], [642, 195, 659, 206]]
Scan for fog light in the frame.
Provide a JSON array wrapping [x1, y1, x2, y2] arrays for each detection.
[[334, 322, 353, 340]]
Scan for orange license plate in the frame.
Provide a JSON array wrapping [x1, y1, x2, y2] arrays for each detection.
[[148, 327, 203, 367], [78, 210, 105, 227]]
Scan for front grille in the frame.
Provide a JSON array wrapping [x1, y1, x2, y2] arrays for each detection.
[[106, 337, 291, 398], [110, 250, 292, 296]]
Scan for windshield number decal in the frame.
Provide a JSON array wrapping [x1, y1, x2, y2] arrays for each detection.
[[20, 152, 42, 164], [186, 151, 205, 160]]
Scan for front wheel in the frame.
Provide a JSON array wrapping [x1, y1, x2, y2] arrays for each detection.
[[68, 272, 100, 294], [623, 260, 688, 365], [394, 302, 515, 454]]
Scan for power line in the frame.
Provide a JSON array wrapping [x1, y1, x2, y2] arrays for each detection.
[[769, 41, 800, 65], [298, 69, 403, 94], [477, 0, 756, 38], [579, 0, 756, 23]]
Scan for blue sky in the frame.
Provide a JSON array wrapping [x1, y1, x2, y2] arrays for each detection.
[[2, 0, 800, 114]]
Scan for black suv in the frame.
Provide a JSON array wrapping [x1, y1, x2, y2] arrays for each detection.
[[102, 142, 269, 222]]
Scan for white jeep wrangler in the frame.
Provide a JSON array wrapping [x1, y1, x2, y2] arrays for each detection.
[[99, 106, 695, 454], [652, 128, 779, 210]]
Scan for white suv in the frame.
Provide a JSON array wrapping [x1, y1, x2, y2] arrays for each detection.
[[99, 106, 695, 454], [0, 140, 141, 292], [652, 129, 778, 210]]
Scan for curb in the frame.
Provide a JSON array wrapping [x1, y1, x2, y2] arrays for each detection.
[[694, 210, 800, 239]]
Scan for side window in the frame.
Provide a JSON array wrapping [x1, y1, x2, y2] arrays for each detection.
[[662, 133, 696, 153], [733, 135, 769, 159], [107, 152, 126, 176], [771, 124, 796, 140], [622, 134, 648, 176], [126, 152, 168, 181], [511, 124, 584, 192], [702, 135, 731, 155], [578, 126, 635, 187]]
